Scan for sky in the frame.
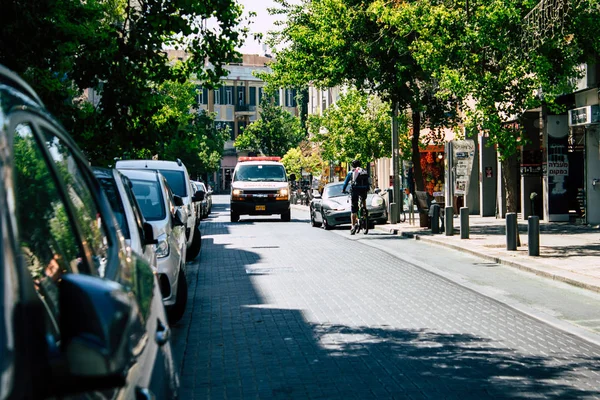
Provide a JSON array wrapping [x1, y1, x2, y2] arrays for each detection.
[[237, 0, 281, 55]]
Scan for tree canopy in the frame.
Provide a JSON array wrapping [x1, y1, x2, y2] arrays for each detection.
[[0, 0, 249, 173], [234, 99, 306, 157]]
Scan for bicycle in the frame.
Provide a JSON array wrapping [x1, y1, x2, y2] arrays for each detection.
[[355, 193, 369, 234]]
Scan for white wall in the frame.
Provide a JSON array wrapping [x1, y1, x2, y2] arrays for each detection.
[[586, 125, 600, 225]]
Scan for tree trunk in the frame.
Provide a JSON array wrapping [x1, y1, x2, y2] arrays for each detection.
[[411, 110, 424, 191], [501, 155, 519, 213]]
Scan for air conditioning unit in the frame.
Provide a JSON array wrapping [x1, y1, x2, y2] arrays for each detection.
[[568, 104, 600, 126]]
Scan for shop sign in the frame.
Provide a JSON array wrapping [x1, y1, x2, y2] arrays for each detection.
[[568, 104, 600, 126]]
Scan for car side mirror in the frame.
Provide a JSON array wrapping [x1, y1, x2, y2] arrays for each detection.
[[289, 173, 296, 182], [173, 195, 184, 207], [173, 208, 186, 227], [142, 222, 158, 245], [193, 189, 205, 202], [56, 274, 135, 394]]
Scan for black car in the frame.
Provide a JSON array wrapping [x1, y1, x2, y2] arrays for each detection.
[[0, 65, 179, 399]]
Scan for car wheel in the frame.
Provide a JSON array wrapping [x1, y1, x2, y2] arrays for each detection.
[[322, 214, 331, 230], [186, 226, 201, 261], [231, 210, 239, 222], [281, 209, 291, 222], [310, 210, 322, 227], [167, 268, 188, 324]]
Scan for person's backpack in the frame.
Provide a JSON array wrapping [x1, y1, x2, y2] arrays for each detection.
[[353, 168, 370, 188]]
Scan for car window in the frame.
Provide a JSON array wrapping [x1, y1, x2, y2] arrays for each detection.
[[158, 169, 186, 198], [129, 178, 167, 221], [12, 122, 82, 339], [40, 127, 110, 277], [233, 164, 286, 182], [96, 175, 130, 240], [121, 175, 146, 242], [324, 184, 346, 198]]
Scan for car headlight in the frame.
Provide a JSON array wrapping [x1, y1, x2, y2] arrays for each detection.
[[155, 233, 170, 258], [371, 196, 384, 207]]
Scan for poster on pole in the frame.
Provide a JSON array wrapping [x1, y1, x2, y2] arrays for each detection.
[[452, 140, 475, 196]]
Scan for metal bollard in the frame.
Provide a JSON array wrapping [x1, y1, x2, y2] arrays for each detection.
[[528, 216, 540, 256], [431, 204, 440, 234], [390, 202, 398, 224], [506, 212, 517, 251], [445, 206, 454, 236], [460, 207, 469, 239]]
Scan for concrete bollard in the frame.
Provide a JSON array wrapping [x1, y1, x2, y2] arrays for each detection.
[[445, 206, 454, 236], [460, 207, 469, 239], [528, 216, 540, 256], [506, 212, 517, 251], [431, 204, 440, 234]]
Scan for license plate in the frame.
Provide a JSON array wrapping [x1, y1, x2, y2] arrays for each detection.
[[255, 205, 266, 211]]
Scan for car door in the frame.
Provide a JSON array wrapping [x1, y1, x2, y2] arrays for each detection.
[[10, 113, 172, 398]]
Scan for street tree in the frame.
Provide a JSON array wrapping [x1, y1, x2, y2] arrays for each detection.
[[263, 0, 462, 193], [234, 99, 306, 157], [281, 141, 327, 181], [391, 0, 600, 213], [0, 0, 249, 165], [306, 88, 393, 175]]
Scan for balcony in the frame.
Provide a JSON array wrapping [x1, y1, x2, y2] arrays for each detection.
[[235, 104, 257, 115]]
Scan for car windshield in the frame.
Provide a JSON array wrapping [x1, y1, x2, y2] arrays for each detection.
[[324, 184, 346, 198], [129, 179, 167, 221], [158, 170, 186, 198], [233, 164, 286, 182], [96, 176, 130, 239]]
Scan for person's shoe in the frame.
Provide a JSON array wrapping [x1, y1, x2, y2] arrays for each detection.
[[350, 224, 357, 235]]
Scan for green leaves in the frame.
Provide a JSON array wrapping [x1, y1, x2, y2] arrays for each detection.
[[0, 0, 247, 172], [234, 99, 306, 157]]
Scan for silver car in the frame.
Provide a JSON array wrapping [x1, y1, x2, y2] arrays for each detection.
[[93, 167, 158, 270], [116, 159, 204, 262], [120, 169, 189, 323], [310, 182, 388, 230]]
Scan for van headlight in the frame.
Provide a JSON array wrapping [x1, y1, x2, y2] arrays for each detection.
[[155, 233, 170, 258], [371, 196, 384, 207], [232, 189, 243, 196], [277, 188, 289, 200]]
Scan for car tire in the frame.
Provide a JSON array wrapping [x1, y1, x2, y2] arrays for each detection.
[[231, 210, 239, 222], [281, 209, 291, 222], [322, 215, 331, 230], [186, 226, 201, 261], [167, 268, 188, 324], [310, 210, 322, 227]]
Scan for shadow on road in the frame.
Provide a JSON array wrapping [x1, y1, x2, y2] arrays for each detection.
[[173, 207, 600, 399]]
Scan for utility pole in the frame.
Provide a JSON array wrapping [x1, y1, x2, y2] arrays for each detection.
[[391, 102, 401, 223]]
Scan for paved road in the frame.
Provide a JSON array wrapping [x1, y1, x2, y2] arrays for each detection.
[[173, 195, 600, 399]]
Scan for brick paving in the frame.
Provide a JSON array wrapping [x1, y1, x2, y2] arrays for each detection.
[[173, 198, 600, 399]]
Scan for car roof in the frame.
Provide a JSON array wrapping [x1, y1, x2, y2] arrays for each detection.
[[236, 161, 283, 166], [118, 168, 160, 181], [116, 159, 186, 171], [0, 64, 44, 106]]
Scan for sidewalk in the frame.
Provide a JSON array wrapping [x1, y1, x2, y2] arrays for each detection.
[[377, 215, 600, 293]]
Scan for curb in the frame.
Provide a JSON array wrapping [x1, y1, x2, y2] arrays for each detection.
[[413, 234, 600, 295]]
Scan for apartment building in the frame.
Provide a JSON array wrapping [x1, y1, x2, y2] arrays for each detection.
[[191, 53, 299, 192]]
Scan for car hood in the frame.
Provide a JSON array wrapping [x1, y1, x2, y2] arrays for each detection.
[[323, 196, 352, 210], [232, 181, 288, 190]]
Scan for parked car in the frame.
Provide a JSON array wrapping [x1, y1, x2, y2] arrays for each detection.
[[93, 167, 158, 270], [119, 169, 189, 323], [116, 159, 204, 261], [0, 64, 178, 399], [192, 180, 211, 219], [310, 182, 388, 230]]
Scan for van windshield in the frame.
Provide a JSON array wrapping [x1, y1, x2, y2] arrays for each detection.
[[233, 164, 286, 182]]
